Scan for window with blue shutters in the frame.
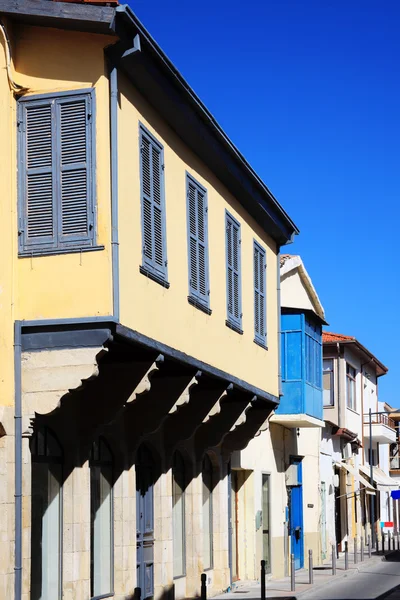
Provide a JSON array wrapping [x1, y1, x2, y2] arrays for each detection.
[[305, 317, 322, 388], [186, 173, 210, 312], [18, 90, 95, 255], [254, 241, 267, 347], [139, 125, 168, 286], [225, 211, 242, 333]]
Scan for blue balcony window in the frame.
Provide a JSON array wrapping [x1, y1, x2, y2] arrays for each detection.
[[277, 312, 323, 421]]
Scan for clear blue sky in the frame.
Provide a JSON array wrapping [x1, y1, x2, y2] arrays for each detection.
[[129, 0, 399, 403]]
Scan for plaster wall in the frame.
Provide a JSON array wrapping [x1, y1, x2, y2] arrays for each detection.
[[237, 423, 323, 580], [280, 268, 315, 314], [12, 346, 235, 600], [13, 25, 114, 320], [320, 428, 341, 553], [117, 72, 279, 395]]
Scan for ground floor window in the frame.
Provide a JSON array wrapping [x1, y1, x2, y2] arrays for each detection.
[[90, 437, 113, 597], [31, 427, 63, 600], [172, 451, 186, 577], [202, 454, 214, 569], [262, 473, 271, 573]]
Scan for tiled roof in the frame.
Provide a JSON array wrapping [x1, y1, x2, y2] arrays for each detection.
[[322, 332, 355, 343], [322, 332, 388, 376], [280, 253, 296, 266]]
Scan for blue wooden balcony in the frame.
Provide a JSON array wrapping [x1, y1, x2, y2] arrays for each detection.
[[271, 312, 324, 428]]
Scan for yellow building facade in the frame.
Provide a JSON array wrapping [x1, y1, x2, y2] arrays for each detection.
[[0, 2, 298, 599]]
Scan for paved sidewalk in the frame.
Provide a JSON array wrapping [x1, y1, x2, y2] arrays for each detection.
[[384, 588, 400, 600], [213, 550, 388, 599]]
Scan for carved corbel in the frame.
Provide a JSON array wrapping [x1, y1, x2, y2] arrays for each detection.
[[254, 416, 270, 437], [125, 354, 164, 404], [202, 383, 233, 424], [21, 345, 108, 434], [228, 401, 254, 432], [168, 371, 202, 414], [0, 407, 7, 437]]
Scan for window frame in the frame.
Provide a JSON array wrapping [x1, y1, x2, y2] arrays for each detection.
[[202, 454, 214, 570], [305, 317, 322, 389], [346, 362, 357, 411], [30, 427, 63, 600], [138, 122, 169, 287], [90, 437, 114, 600], [186, 172, 211, 314], [225, 210, 242, 334], [172, 451, 187, 579], [253, 240, 267, 348], [323, 358, 334, 406], [17, 88, 99, 257]]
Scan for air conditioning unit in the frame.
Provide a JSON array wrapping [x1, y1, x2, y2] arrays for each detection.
[[286, 464, 299, 486], [342, 443, 352, 460], [333, 474, 340, 488]]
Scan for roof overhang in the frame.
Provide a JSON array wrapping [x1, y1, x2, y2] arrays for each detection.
[[269, 413, 325, 428], [323, 339, 388, 377], [280, 255, 328, 324], [335, 461, 375, 491], [332, 426, 358, 442], [0, 0, 299, 246], [0, 0, 116, 33], [360, 464, 399, 492]]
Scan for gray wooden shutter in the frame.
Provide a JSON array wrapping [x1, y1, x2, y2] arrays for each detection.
[[140, 127, 167, 280], [187, 175, 209, 307], [20, 100, 56, 251], [58, 95, 93, 244], [226, 212, 242, 329], [254, 241, 267, 345], [19, 91, 94, 254]]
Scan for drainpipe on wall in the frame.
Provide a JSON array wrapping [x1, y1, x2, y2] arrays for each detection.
[[13, 55, 122, 600], [337, 342, 342, 428], [109, 61, 120, 321], [277, 250, 282, 397], [360, 359, 373, 466], [14, 321, 22, 600]]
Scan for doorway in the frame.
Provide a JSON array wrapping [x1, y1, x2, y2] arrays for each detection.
[[262, 474, 271, 573], [229, 470, 239, 581], [288, 458, 304, 570], [136, 445, 155, 599], [321, 482, 327, 560]]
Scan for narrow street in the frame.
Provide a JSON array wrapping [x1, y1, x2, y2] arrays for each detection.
[[215, 553, 400, 600], [301, 554, 400, 600]]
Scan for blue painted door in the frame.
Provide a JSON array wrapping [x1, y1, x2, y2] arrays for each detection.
[[136, 445, 154, 599], [289, 459, 304, 570]]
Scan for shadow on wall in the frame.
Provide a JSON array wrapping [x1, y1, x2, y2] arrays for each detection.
[[124, 584, 199, 600], [270, 422, 300, 475]]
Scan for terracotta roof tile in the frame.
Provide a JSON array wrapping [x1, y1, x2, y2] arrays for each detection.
[[280, 253, 296, 266], [322, 332, 355, 343], [52, 0, 119, 5]]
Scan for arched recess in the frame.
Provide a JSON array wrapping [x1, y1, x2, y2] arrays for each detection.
[[202, 452, 217, 570], [135, 443, 157, 599], [172, 449, 189, 578], [30, 426, 63, 600], [90, 436, 113, 598]]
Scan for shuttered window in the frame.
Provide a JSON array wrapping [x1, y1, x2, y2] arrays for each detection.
[[18, 90, 95, 254], [139, 125, 168, 284], [186, 174, 209, 310], [225, 211, 242, 332], [254, 241, 267, 347]]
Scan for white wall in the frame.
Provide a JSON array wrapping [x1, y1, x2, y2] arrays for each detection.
[[320, 428, 342, 550]]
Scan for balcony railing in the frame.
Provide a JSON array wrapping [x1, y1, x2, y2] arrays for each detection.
[[363, 412, 396, 430], [390, 443, 400, 470]]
